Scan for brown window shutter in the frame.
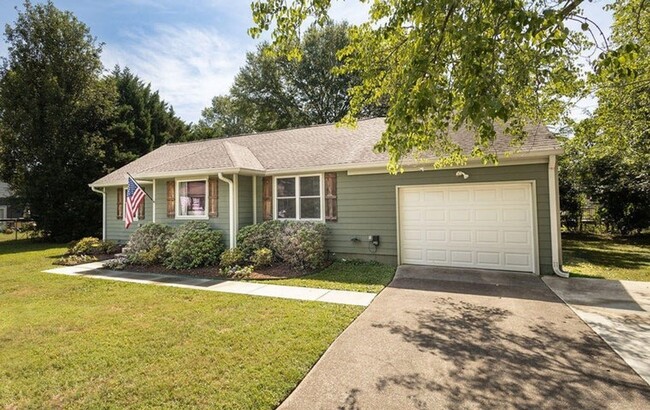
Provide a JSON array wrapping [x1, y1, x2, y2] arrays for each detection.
[[117, 188, 124, 220], [325, 172, 338, 222], [166, 181, 175, 218], [262, 176, 273, 221], [138, 198, 145, 220], [209, 177, 218, 217]]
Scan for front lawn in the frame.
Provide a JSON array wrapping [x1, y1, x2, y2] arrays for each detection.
[[0, 238, 363, 408], [252, 260, 396, 293], [562, 233, 650, 282]]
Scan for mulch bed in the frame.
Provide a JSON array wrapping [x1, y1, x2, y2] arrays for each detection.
[[119, 260, 332, 281]]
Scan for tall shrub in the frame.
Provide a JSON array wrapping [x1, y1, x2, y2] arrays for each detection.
[[164, 221, 225, 269]]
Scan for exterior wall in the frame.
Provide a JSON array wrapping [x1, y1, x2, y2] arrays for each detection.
[[105, 175, 233, 247], [326, 163, 554, 274], [237, 175, 254, 230]]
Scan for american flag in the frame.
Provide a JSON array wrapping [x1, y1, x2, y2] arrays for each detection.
[[125, 175, 146, 229]]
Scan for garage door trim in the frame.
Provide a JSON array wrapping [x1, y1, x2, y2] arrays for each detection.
[[395, 180, 539, 274]]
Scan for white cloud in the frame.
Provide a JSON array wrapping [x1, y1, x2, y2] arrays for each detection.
[[103, 25, 251, 123], [328, 0, 371, 25]]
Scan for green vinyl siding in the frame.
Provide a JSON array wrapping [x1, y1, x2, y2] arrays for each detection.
[[326, 163, 554, 274], [105, 176, 233, 247], [237, 175, 254, 229]]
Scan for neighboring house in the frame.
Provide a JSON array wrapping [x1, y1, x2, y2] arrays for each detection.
[[90, 118, 565, 275], [0, 182, 22, 223]]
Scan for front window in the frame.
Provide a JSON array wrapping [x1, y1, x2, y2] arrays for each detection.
[[276, 175, 322, 220], [177, 180, 207, 218]]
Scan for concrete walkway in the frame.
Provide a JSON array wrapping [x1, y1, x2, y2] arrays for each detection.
[[43, 262, 376, 306], [280, 266, 650, 409], [544, 276, 650, 385]]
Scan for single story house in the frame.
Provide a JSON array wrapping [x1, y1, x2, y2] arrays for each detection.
[[90, 118, 565, 275]]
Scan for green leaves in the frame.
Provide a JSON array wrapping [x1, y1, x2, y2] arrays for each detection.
[[250, 0, 587, 171]]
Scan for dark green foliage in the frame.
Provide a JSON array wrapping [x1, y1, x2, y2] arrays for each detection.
[[0, 1, 116, 241], [103, 66, 190, 169], [164, 221, 225, 269], [192, 22, 385, 139], [237, 220, 283, 257], [124, 223, 174, 265]]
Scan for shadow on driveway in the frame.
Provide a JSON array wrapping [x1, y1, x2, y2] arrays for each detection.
[[279, 266, 650, 409]]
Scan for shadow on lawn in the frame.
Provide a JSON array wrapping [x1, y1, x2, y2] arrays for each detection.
[[0, 238, 65, 256], [340, 295, 650, 409]]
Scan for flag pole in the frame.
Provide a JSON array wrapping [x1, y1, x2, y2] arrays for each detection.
[[126, 172, 155, 202]]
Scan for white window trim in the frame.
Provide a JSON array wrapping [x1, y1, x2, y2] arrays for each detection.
[[273, 174, 325, 221], [175, 177, 209, 220]]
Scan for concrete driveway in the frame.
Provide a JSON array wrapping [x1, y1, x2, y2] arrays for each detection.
[[544, 276, 650, 385], [280, 266, 650, 409]]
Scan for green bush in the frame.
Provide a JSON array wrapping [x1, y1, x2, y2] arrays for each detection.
[[251, 247, 273, 267], [220, 247, 244, 267], [272, 221, 328, 270], [69, 237, 120, 256], [104, 257, 127, 270], [55, 254, 98, 266], [164, 221, 225, 269], [219, 264, 254, 279], [125, 223, 175, 264], [69, 237, 102, 255], [237, 221, 282, 257]]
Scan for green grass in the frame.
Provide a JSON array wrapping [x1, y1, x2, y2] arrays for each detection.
[[563, 233, 650, 282], [252, 261, 396, 293], [0, 237, 364, 409]]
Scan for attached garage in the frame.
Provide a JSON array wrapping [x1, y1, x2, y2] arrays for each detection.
[[398, 182, 538, 274]]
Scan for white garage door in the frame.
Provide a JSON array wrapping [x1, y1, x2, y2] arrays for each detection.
[[399, 183, 536, 273]]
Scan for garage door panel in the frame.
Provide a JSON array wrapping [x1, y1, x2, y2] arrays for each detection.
[[399, 183, 536, 273]]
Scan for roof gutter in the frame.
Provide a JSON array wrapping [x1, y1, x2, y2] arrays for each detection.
[[548, 155, 570, 278], [90, 186, 106, 241], [218, 173, 236, 249]]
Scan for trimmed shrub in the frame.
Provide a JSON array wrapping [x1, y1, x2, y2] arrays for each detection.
[[272, 221, 327, 271], [69, 237, 120, 256], [219, 264, 254, 279], [237, 221, 282, 257], [251, 247, 273, 268], [55, 254, 98, 266], [69, 237, 102, 255], [164, 221, 225, 269], [104, 257, 127, 270], [125, 223, 174, 265], [220, 247, 244, 267]]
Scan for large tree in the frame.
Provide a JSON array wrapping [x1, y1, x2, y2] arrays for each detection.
[[248, 0, 633, 171], [103, 66, 190, 169], [567, 0, 650, 235], [194, 21, 385, 138], [0, 1, 116, 241]]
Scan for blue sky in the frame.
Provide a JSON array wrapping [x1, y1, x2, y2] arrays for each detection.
[[0, 0, 613, 123]]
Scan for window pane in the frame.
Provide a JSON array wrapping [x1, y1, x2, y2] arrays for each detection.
[[300, 198, 321, 219], [300, 176, 320, 197], [277, 198, 296, 219], [179, 181, 206, 216], [276, 178, 295, 197]]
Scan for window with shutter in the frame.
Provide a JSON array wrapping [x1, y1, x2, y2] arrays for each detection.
[[117, 187, 124, 220], [325, 172, 337, 221], [166, 181, 175, 218], [263, 176, 272, 221], [209, 178, 218, 217]]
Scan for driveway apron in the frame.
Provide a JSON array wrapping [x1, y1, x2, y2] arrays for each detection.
[[279, 266, 650, 410]]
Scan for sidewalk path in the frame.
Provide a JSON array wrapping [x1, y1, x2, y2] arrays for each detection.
[[44, 262, 376, 307], [544, 276, 650, 385]]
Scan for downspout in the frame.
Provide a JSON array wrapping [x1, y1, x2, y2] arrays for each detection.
[[218, 173, 236, 248], [91, 186, 106, 241], [548, 155, 570, 278], [252, 176, 257, 224]]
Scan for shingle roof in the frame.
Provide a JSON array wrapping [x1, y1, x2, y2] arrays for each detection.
[[91, 117, 560, 186]]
